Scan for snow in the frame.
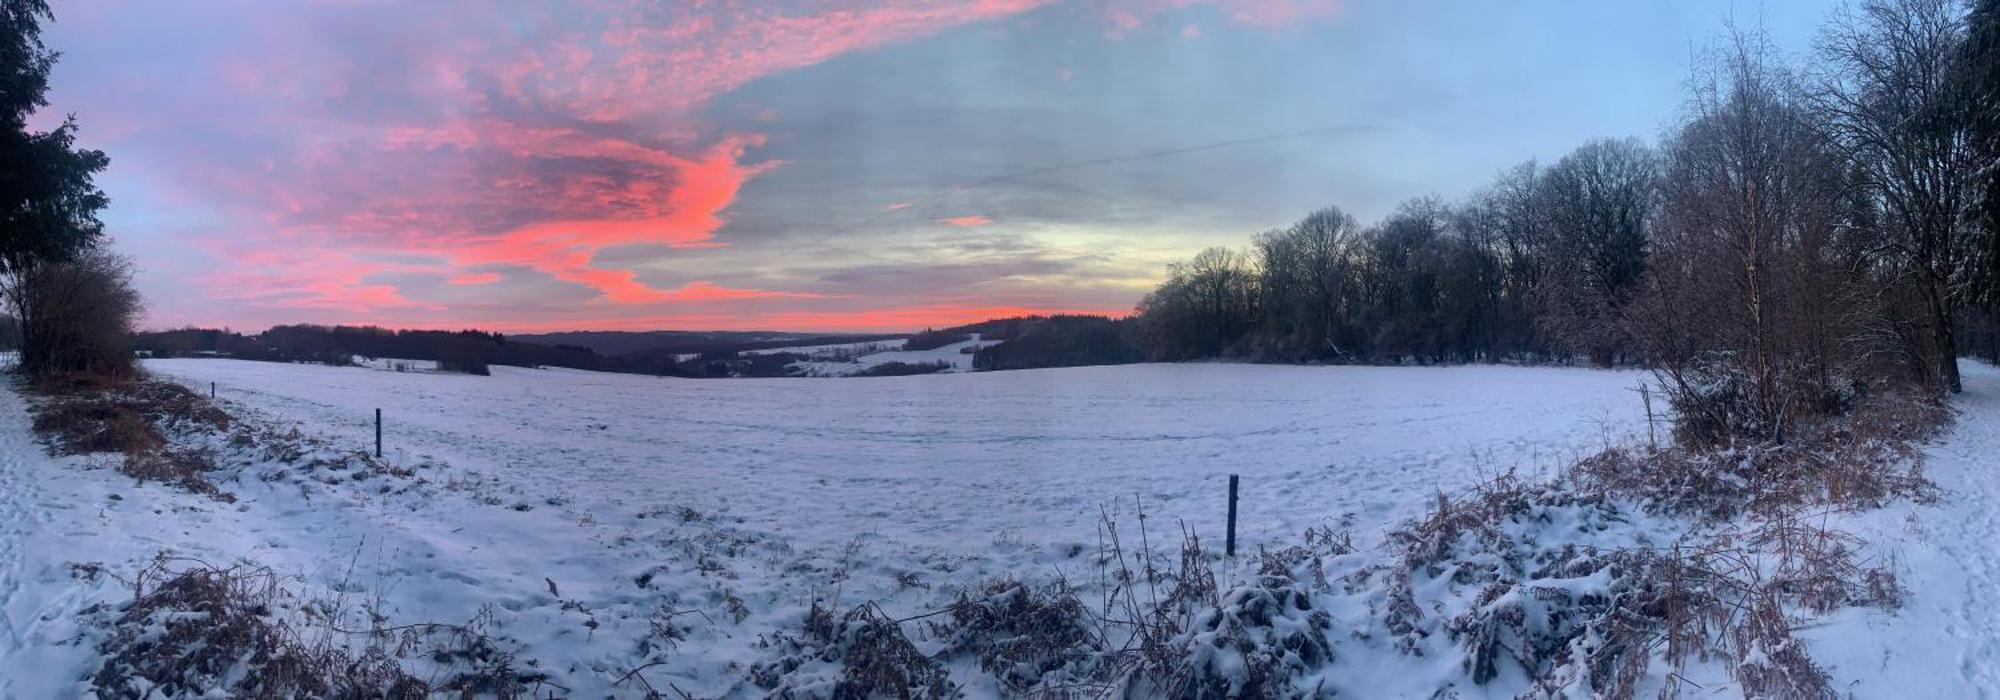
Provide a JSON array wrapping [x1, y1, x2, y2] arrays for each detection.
[[789, 334, 1001, 376], [0, 360, 1650, 694], [351, 355, 441, 373], [740, 339, 904, 358], [11, 357, 1997, 694], [1797, 360, 2000, 696]]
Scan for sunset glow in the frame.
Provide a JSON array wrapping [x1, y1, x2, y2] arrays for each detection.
[[38, 0, 1834, 333]]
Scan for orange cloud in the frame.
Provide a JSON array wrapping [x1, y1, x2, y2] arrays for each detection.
[[160, 2, 1072, 316], [81, 0, 1344, 330], [575, 279, 837, 305], [937, 215, 992, 227], [758, 305, 1132, 332], [470, 304, 1131, 334]]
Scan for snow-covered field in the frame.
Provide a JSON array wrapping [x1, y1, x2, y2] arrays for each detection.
[[3, 359, 1994, 695], [740, 339, 903, 358], [145, 359, 1650, 555], [351, 355, 442, 373], [788, 334, 999, 376]]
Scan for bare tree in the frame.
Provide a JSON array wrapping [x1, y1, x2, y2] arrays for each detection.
[[1637, 30, 1866, 444], [1534, 138, 1659, 366], [1814, 0, 1979, 391], [3, 249, 142, 377], [1254, 207, 1360, 360], [1133, 246, 1256, 360], [1961, 0, 2000, 322]]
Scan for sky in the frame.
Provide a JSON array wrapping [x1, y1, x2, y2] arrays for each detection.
[[38, 0, 1837, 334]]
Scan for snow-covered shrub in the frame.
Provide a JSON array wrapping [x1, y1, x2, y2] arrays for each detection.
[[1147, 571, 1336, 699], [1573, 401, 1939, 521], [87, 558, 551, 698], [88, 562, 423, 698], [935, 580, 1106, 692], [122, 445, 233, 503], [1661, 354, 1770, 447], [750, 601, 958, 699], [1726, 593, 1833, 699], [1348, 470, 1901, 699]]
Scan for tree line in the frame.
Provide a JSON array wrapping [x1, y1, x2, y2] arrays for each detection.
[[134, 325, 618, 376], [1135, 0, 2000, 407], [0, 0, 125, 380]]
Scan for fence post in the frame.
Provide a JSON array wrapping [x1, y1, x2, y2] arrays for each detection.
[[374, 408, 382, 458], [210, 382, 215, 399], [1226, 474, 1239, 557]]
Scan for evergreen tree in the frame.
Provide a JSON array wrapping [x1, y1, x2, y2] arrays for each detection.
[[0, 0, 111, 375]]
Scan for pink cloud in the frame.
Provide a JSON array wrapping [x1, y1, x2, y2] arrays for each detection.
[[937, 215, 992, 227], [83, 1, 1070, 320], [657, 280, 837, 302], [449, 272, 502, 286], [60, 0, 1343, 332], [757, 304, 1132, 332]]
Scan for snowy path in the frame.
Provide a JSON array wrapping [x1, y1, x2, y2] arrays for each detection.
[[0, 382, 96, 699], [1921, 362, 2000, 693], [0, 382, 34, 692], [1806, 360, 2000, 696]]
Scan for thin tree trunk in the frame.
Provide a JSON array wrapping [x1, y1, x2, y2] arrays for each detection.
[[1929, 281, 1961, 392]]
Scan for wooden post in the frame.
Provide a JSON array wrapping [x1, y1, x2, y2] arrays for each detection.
[[374, 408, 382, 458], [210, 382, 215, 399], [1226, 474, 1239, 557]]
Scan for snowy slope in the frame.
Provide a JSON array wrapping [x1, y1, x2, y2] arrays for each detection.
[[788, 334, 1001, 376], [740, 339, 903, 358], [351, 355, 441, 372], [0, 359, 1679, 695], [143, 360, 1651, 555]]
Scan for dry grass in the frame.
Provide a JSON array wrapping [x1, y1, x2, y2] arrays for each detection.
[[27, 373, 430, 503], [1373, 469, 1900, 699], [749, 600, 959, 698], [934, 580, 1103, 692], [28, 375, 237, 501], [1573, 386, 1946, 521], [88, 558, 549, 699], [89, 560, 422, 698]]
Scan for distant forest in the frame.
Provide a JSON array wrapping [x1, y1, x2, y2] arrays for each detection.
[[125, 315, 1147, 378], [133, 326, 613, 376]]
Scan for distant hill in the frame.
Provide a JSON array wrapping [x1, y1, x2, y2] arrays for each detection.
[[509, 330, 908, 358], [133, 318, 1137, 379], [134, 325, 615, 375]]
